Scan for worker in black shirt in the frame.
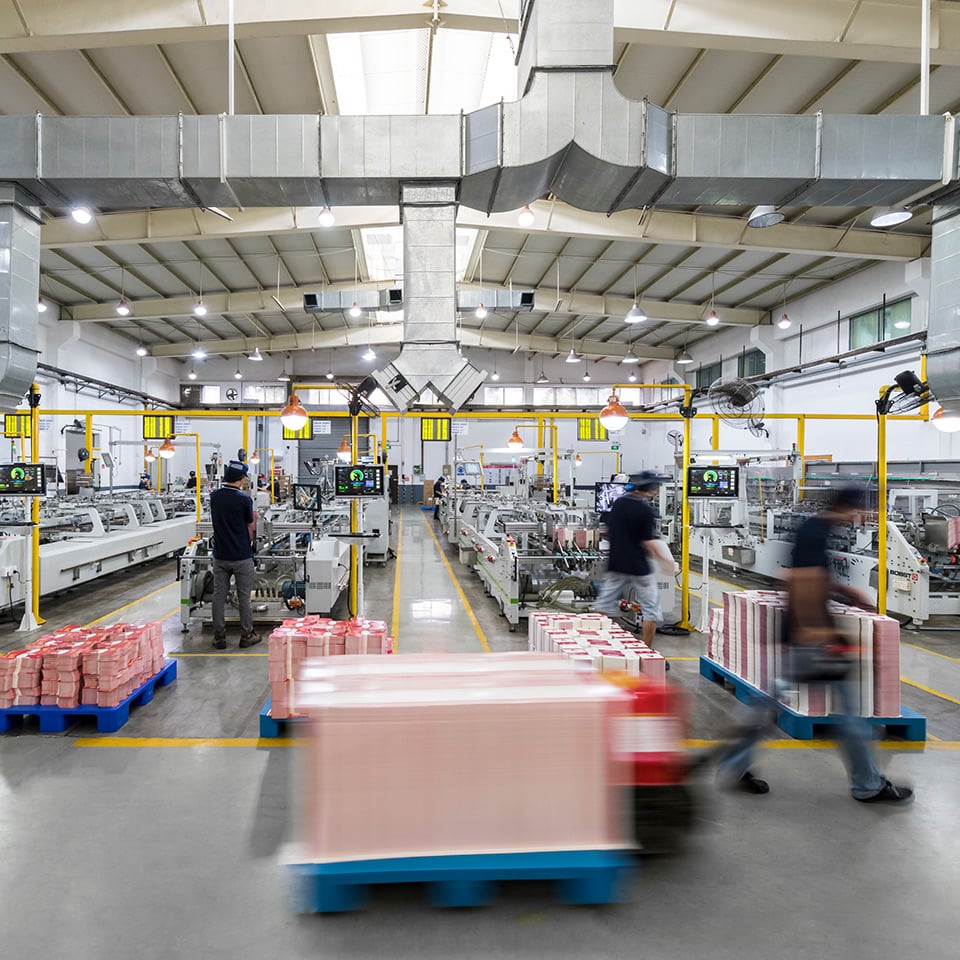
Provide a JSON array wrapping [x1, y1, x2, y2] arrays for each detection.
[[185, 470, 197, 490], [594, 472, 679, 648], [716, 487, 913, 802], [433, 474, 445, 519], [209, 460, 261, 650]]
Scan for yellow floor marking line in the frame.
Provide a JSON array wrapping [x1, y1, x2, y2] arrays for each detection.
[[73, 737, 297, 748], [686, 738, 941, 750], [391, 509, 403, 651], [422, 512, 491, 653], [667, 656, 699, 661], [686, 589, 723, 608], [901, 676, 960, 706], [928, 732, 943, 742], [83, 585, 178, 627], [902, 641, 960, 664]]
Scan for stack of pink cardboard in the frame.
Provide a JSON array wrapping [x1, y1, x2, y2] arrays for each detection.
[[707, 590, 901, 718], [268, 615, 395, 719], [0, 622, 165, 711], [527, 611, 667, 682], [947, 516, 960, 548], [292, 653, 632, 863]]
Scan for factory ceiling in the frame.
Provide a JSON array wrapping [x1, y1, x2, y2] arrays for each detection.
[[1, 0, 949, 365]]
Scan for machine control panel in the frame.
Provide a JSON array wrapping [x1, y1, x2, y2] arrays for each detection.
[[0, 463, 46, 496], [687, 466, 739, 499], [335, 465, 385, 498]]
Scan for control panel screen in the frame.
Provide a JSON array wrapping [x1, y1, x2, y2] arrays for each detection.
[[687, 466, 739, 498], [335, 465, 385, 498], [595, 482, 628, 514], [0, 462, 46, 496], [292, 484, 320, 511]]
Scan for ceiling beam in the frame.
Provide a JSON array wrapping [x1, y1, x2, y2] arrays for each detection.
[[42, 202, 926, 263]]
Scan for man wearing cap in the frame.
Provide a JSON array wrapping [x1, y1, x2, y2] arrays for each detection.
[[594, 471, 679, 648], [209, 460, 261, 649]]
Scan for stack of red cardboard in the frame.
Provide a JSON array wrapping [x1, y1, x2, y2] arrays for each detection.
[[292, 654, 632, 863], [527, 611, 667, 683], [707, 590, 901, 718], [0, 622, 165, 712], [268, 616, 395, 719], [0, 649, 44, 707]]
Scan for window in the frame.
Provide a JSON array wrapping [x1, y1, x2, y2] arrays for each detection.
[[484, 386, 504, 405], [555, 387, 577, 406], [502, 386, 524, 406], [737, 349, 766, 378], [696, 362, 722, 390], [533, 387, 554, 406], [617, 388, 642, 406], [849, 299, 912, 348]]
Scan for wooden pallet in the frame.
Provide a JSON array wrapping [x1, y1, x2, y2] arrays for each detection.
[[699, 656, 926, 741], [287, 849, 634, 912], [0, 659, 177, 734]]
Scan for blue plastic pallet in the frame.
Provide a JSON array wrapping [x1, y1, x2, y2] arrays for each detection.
[[259, 696, 307, 738], [699, 656, 926, 741], [287, 849, 634, 912], [0, 659, 177, 734]]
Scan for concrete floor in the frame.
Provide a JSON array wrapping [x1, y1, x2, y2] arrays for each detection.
[[1, 505, 958, 959]]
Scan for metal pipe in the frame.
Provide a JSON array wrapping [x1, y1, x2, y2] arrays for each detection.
[[877, 412, 888, 614], [349, 414, 359, 616], [551, 420, 558, 503], [29, 383, 44, 628], [227, 0, 235, 115], [678, 403, 693, 630], [921, 0, 931, 116], [797, 415, 806, 501]]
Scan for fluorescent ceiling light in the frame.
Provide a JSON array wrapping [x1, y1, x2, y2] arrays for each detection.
[[870, 207, 913, 228], [747, 205, 784, 228]]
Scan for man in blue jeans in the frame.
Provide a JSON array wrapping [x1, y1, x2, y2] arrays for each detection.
[[210, 460, 261, 649], [593, 472, 679, 649], [716, 487, 913, 803]]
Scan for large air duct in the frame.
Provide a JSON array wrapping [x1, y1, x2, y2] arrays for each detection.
[[0, 185, 40, 412], [371, 184, 486, 412], [926, 204, 960, 418]]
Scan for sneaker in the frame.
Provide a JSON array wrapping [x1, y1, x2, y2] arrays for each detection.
[[212, 634, 227, 650], [855, 778, 914, 804], [736, 771, 770, 795], [239, 631, 262, 649]]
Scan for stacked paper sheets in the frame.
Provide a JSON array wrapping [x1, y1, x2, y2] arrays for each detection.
[[707, 590, 901, 718], [527, 611, 667, 683], [0, 622, 165, 710], [268, 616, 395, 719], [293, 653, 632, 862]]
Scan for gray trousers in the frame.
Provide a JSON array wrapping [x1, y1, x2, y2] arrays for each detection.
[[212, 557, 255, 636]]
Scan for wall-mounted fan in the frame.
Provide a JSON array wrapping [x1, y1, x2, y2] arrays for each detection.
[[707, 377, 765, 429], [747, 418, 769, 438]]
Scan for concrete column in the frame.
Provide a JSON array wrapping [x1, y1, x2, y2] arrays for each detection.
[[0, 184, 41, 411]]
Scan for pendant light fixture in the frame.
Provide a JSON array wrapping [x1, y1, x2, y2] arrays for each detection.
[[249, 451, 261, 465], [627, 370, 637, 382], [621, 337, 640, 364], [136, 343, 148, 357], [234, 366, 242, 380], [598, 393, 630, 432], [705, 273, 719, 326], [475, 249, 487, 319], [115, 267, 130, 316], [158, 437, 176, 460], [517, 205, 535, 228], [192, 344, 207, 359], [318, 206, 336, 227], [193, 264, 207, 316], [71, 206, 93, 224], [747, 205, 784, 228], [248, 346, 264, 361], [507, 427, 524, 450], [144, 446, 156, 463], [777, 281, 792, 329], [336, 437, 352, 461], [624, 264, 646, 323], [187, 368, 197, 380], [37, 298, 47, 313], [932, 407, 960, 433], [278, 365, 291, 382], [325, 351, 335, 380], [279, 395, 308, 431], [582, 366, 592, 382]]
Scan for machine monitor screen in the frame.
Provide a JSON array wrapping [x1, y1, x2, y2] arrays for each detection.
[[335, 465, 384, 498], [456, 461, 482, 477], [595, 482, 628, 513], [687, 466, 739, 498], [100, 451, 115, 469], [292, 484, 320, 511], [0, 462, 46, 496]]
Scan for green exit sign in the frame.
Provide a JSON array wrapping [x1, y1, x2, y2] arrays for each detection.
[[611, 444, 620, 451]]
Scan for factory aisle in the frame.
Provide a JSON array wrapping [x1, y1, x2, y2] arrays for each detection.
[[390, 506, 493, 655]]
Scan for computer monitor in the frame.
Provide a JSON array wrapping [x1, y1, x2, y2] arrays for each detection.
[[100, 451, 115, 469], [0, 463, 46, 496], [335, 465, 385, 498], [456, 461, 482, 478], [686, 466, 740, 498], [595, 481, 628, 514], [292, 484, 320, 511]]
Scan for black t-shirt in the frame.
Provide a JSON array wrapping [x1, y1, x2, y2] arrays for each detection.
[[605, 494, 656, 576], [210, 486, 255, 561], [791, 515, 831, 570]]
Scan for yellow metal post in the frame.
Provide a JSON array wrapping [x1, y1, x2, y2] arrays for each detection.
[[242, 415, 249, 462], [711, 416, 719, 452], [349, 414, 360, 617], [551, 421, 558, 503], [29, 384, 44, 625], [796, 415, 806, 500], [677, 397, 693, 630], [537, 418, 544, 479], [269, 449, 275, 503], [84, 414, 93, 474], [920, 351, 929, 419], [877, 412, 888, 615]]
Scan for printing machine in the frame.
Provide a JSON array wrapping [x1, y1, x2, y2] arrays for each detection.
[[441, 489, 605, 629], [678, 455, 960, 627], [0, 492, 196, 608]]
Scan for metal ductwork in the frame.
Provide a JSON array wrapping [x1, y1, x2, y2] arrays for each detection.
[[371, 184, 486, 412], [303, 288, 403, 315], [455, 287, 536, 314], [926, 204, 960, 418], [0, 186, 40, 413]]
